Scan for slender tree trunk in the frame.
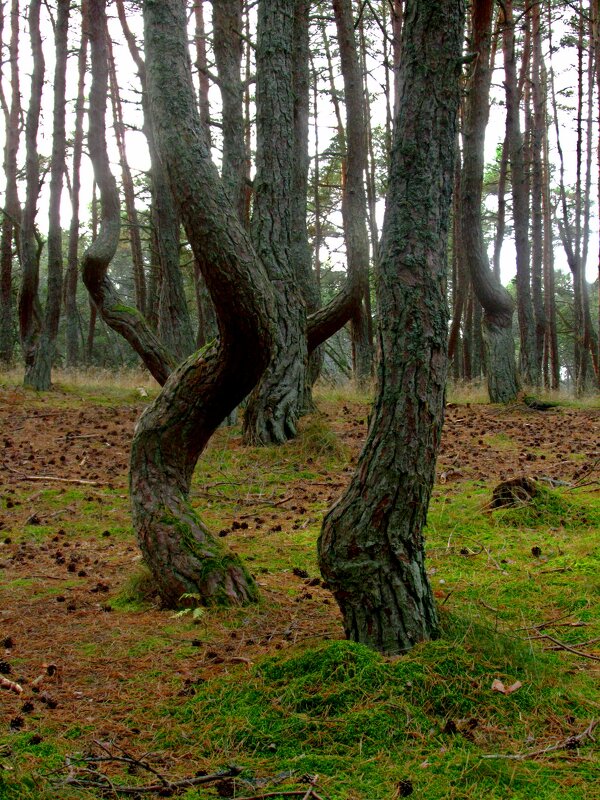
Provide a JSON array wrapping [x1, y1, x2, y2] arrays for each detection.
[[83, 0, 175, 385], [242, 0, 307, 445], [318, 0, 463, 655], [333, 0, 372, 389], [292, 0, 322, 411], [492, 135, 509, 283], [0, 0, 21, 367], [213, 0, 246, 222], [541, 63, 559, 389], [19, 0, 45, 385], [530, 0, 547, 381], [115, 0, 195, 364], [461, 0, 519, 403], [107, 34, 147, 316], [501, 0, 537, 387], [65, 1, 88, 369], [194, 0, 211, 143], [135, 0, 275, 606], [27, 0, 70, 390]]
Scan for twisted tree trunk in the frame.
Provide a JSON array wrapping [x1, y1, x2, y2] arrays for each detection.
[[132, 0, 275, 606]]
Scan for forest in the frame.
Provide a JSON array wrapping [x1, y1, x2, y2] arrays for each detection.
[[0, 1, 599, 799]]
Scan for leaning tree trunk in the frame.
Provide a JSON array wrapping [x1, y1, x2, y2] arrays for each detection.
[[318, 0, 463, 655], [242, 0, 307, 446], [133, 0, 274, 606], [461, 0, 519, 403]]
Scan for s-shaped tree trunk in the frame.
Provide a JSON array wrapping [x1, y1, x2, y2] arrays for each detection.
[[130, 0, 275, 606], [318, 0, 463, 655]]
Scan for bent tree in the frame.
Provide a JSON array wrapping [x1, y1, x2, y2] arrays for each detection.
[[318, 0, 464, 655], [128, 0, 275, 606]]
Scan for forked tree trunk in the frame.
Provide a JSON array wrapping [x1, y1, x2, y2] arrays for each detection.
[[318, 0, 463, 655], [460, 0, 519, 403], [134, 0, 274, 606]]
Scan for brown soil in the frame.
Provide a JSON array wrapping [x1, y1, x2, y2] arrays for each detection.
[[0, 387, 598, 779]]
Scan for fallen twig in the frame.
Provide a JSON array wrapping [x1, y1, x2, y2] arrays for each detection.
[[3, 462, 100, 486], [534, 634, 600, 662], [483, 719, 597, 760], [544, 637, 600, 651], [0, 676, 23, 694]]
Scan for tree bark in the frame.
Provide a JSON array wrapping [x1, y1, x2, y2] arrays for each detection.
[[318, 0, 463, 655], [460, 0, 519, 403], [242, 0, 308, 446], [83, 0, 175, 386], [137, 0, 274, 606], [0, 0, 21, 367]]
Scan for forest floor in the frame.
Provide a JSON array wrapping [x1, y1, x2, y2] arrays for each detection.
[[0, 378, 599, 800]]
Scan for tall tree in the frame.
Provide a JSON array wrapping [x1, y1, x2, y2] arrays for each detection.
[[65, 0, 89, 369], [242, 0, 307, 445], [27, 0, 70, 390], [318, 0, 463, 654], [0, 0, 21, 367], [460, 0, 519, 403], [19, 0, 45, 385], [135, 0, 275, 605], [333, 0, 373, 388]]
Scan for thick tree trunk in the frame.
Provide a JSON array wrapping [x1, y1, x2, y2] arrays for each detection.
[[0, 0, 21, 367], [461, 0, 519, 403], [318, 0, 463, 655], [27, 0, 70, 390], [242, 0, 307, 446], [83, 0, 175, 386], [138, 0, 274, 606]]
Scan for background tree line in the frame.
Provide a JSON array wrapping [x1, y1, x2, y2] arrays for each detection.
[[0, 0, 598, 401]]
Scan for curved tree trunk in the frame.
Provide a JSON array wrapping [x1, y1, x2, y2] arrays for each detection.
[[461, 0, 519, 403], [133, 0, 274, 606], [242, 0, 307, 446], [27, 0, 70, 391], [318, 0, 463, 655], [83, 0, 175, 387]]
